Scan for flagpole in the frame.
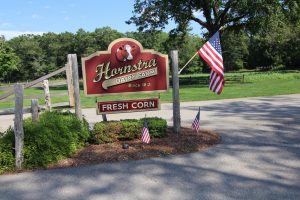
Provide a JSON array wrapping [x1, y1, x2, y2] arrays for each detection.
[[178, 51, 198, 75]]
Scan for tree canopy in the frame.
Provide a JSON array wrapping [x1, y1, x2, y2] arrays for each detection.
[[127, 0, 297, 36]]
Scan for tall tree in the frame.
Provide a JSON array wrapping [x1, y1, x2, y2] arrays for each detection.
[[0, 36, 20, 81], [127, 0, 292, 36]]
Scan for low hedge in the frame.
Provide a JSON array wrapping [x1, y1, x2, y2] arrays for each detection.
[[91, 117, 167, 144], [0, 111, 90, 174]]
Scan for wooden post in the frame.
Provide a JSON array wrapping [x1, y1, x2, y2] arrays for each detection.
[[170, 50, 181, 134], [31, 99, 39, 122], [42, 80, 51, 111], [102, 114, 108, 122], [68, 54, 82, 120], [14, 84, 24, 169], [65, 63, 75, 107]]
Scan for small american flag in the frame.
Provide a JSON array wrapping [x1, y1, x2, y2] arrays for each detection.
[[198, 31, 224, 94], [192, 109, 200, 132], [141, 119, 150, 144]]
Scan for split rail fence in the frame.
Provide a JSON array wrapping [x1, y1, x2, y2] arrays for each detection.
[[0, 54, 82, 169]]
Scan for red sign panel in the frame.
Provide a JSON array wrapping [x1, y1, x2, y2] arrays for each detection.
[[96, 98, 160, 114], [82, 38, 168, 96]]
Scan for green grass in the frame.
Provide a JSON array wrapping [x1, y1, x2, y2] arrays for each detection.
[[1, 71, 300, 109]]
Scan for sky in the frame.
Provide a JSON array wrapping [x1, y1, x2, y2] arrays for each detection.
[[0, 0, 202, 40]]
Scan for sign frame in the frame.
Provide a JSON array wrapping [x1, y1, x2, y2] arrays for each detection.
[[81, 38, 169, 96]]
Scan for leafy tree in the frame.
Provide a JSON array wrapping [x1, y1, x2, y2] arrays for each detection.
[[247, 1, 300, 69], [127, 0, 291, 36], [222, 30, 249, 71], [0, 36, 20, 81], [126, 31, 168, 53]]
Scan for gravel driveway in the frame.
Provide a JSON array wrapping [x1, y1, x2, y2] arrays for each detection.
[[0, 94, 299, 200]]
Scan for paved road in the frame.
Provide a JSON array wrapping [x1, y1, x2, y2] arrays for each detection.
[[0, 94, 300, 200]]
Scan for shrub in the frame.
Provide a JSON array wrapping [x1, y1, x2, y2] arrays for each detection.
[[119, 119, 142, 140], [0, 127, 15, 174], [92, 121, 122, 144], [145, 117, 167, 138], [92, 117, 167, 144], [0, 111, 90, 173], [23, 111, 90, 168]]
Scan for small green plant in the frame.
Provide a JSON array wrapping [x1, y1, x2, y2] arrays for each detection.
[[92, 117, 167, 144], [92, 121, 122, 144], [0, 127, 15, 174], [145, 117, 167, 138], [119, 119, 142, 140]]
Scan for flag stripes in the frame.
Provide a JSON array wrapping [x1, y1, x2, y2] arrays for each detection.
[[141, 119, 150, 144], [198, 31, 224, 94], [192, 109, 200, 132]]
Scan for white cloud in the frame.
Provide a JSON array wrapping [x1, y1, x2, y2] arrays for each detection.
[[0, 30, 44, 40], [44, 5, 50, 9]]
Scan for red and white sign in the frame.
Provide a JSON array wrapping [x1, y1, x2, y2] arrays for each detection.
[[96, 98, 160, 114], [82, 38, 169, 96]]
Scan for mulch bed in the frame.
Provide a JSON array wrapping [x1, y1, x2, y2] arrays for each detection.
[[47, 127, 221, 169]]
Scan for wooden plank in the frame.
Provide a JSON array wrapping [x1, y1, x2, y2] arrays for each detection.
[[40, 102, 70, 109], [42, 80, 51, 111], [170, 50, 181, 134], [14, 84, 24, 169], [68, 54, 82, 120], [31, 99, 39, 122], [66, 63, 75, 107], [0, 107, 31, 115], [24, 67, 66, 89], [0, 67, 66, 101]]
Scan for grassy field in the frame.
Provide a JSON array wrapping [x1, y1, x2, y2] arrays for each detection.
[[0, 71, 300, 109]]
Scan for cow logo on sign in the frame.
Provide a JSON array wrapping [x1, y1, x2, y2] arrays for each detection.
[[116, 44, 137, 62]]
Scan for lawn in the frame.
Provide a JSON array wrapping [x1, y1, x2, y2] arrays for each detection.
[[0, 71, 300, 109]]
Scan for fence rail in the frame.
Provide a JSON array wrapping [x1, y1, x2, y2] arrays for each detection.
[[169, 74, 244, 86], [0, 54, 81, 170]]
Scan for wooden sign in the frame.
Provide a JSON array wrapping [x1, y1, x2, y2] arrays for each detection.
[[96, 98, 160, 114], [82, 38, 168, 96]]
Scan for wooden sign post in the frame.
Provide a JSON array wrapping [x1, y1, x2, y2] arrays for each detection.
[[14, 84, 24, 169], [170, 50, 181, 134], [68, 54, 82, 120]]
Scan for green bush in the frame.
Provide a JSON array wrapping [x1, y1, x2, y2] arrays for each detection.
[[23, 111, 90, 168], [0, 111, 90, 173], [146, 117, 167, 138], [92, 117, 167, 144], [0, 127, 15, 174], [120, 119, 142, 140], [92, 121, 122, 144]]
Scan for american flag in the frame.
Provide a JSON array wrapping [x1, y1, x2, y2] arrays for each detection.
[[198, 31, 224, 94], [141, 119, 150, 144], [192, 109, 200, 132]]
